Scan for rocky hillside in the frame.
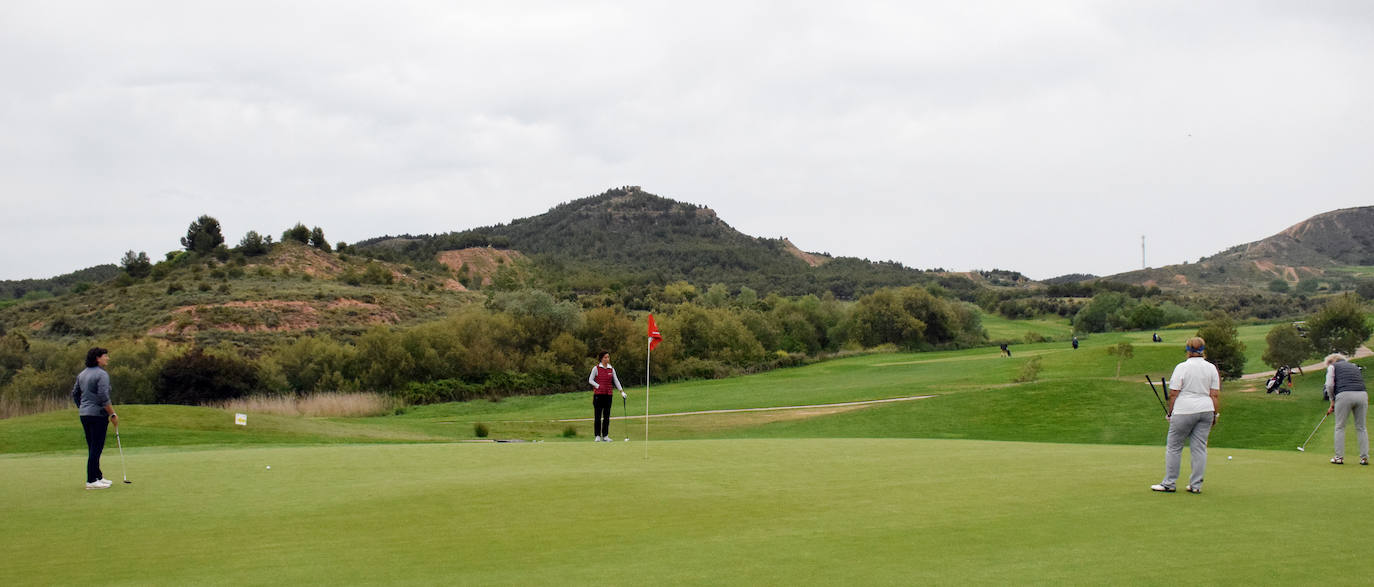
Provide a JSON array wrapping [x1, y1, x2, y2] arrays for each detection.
[[0, 242, 474, 346], [1104, 206, 1374, 291]]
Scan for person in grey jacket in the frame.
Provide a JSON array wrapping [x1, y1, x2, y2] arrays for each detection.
[[71, 347, 117, 489], [1324, 353, 1368, 465]]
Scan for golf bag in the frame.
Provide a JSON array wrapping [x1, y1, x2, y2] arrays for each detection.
[[1265, 366, 1292, 395]]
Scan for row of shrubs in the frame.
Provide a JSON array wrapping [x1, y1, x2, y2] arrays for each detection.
[[0, 284, 987, 411]]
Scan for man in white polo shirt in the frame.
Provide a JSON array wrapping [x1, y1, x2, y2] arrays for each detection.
[[1151, 336, 1221, 494]]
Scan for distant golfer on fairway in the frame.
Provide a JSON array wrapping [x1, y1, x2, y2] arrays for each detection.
[[1322, 353, 1368, 466], [70, 347, 117, 490], [588, 351, 625, 442], [1151, 337, 1220, 494]]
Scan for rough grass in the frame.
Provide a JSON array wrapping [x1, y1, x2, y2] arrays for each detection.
[[0, 395, 69, 420], [210, 392, 401, 418]]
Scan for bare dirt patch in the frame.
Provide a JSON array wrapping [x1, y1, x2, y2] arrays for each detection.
[[148, 300, 320, 335], [782, 238, 829, 267], [324, 298, 399, 325], [435, 248, 527, 287], [268, 245, 348, 277]]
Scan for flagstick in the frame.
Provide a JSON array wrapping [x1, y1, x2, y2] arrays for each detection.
[[644, 336, 651, 459]]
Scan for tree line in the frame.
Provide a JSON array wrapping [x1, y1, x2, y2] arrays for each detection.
[[0, 283, 986, 409]]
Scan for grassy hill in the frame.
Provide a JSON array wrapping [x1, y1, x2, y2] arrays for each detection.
[[0, 264, 121, 302], [355, 186, 972, 298]]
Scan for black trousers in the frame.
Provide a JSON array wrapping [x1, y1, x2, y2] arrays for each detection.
[[593, 394, 612, 438], [80, 415, 108, 483]]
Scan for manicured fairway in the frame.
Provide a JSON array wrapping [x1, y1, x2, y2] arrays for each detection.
[[0, 438, 1364, 585]]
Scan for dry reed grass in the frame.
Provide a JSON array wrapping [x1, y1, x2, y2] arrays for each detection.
[[0, 395, 71, 419], [210, 392, 401, 418]]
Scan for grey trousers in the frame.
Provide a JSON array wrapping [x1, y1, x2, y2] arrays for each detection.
[[1162, 411, 1213, 490], [1333, 391, 1369, 460]]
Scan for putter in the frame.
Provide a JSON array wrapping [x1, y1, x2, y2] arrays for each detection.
[[115, 425, 132, 484], [621, 393, 629, 441], [1145, 376, 1168, 415], [1298, 412, 1329, 452]]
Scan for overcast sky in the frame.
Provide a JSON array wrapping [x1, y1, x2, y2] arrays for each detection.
[[2, 1, 1371, 281]]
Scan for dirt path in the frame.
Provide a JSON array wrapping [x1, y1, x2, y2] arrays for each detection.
[[1238, 345, 1373, 380], [556, 394, 937, 423]]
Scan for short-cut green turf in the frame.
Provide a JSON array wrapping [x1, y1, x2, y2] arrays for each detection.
[[2, 438, 1366, 585]]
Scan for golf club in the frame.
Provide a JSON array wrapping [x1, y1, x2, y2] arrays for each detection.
[[1298, 412, 1329, 452], [115, 424, 132, 483], [621, 392, 629, 442], [1145, 375, 1167, 415]]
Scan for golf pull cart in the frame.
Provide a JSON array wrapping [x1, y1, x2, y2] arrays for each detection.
[[1265, 366, 1293, 395]]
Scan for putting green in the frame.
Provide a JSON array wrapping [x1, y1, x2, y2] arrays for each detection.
[[1, 438, 1362, 585]]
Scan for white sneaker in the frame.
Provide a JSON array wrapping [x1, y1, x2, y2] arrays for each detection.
[[593, 436, 602, 442], [86, 480, 111, 490]]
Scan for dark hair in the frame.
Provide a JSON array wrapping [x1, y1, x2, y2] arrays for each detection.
[[85, 347, 108, 368], [598, 351, 610, 362]]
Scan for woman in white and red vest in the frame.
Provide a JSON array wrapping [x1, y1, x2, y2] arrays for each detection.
[[587, 351, 625, 442]]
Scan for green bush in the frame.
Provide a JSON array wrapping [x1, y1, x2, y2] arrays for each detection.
[[309, 226, 331, 252], [154, 347, 261, 405], [282, 223, 311, 244], [1197, 311, 1246, 380], [181, 215, 225, 254], [398, 379, 485, 405], [361, 263, 393, 285], [121, 250, 152, 278], [0, 366, 69, 404], [562, 425, 578, 438], [1307, 293, 1372, 356], [1262, 323, 1313, 369], [1014, 356, 1042, 383], [237, 230, 272, 256], [473, 422, 489, 438]]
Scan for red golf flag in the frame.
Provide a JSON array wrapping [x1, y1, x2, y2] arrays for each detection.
[[647, 313, 663, 351]]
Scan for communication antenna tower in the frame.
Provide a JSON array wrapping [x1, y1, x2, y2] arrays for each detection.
[[1141, 235, 1146, 269]]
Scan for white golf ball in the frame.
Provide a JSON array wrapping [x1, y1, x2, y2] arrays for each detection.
[[1227, 456, 1232, 460], [266, 465, 271, 470]]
